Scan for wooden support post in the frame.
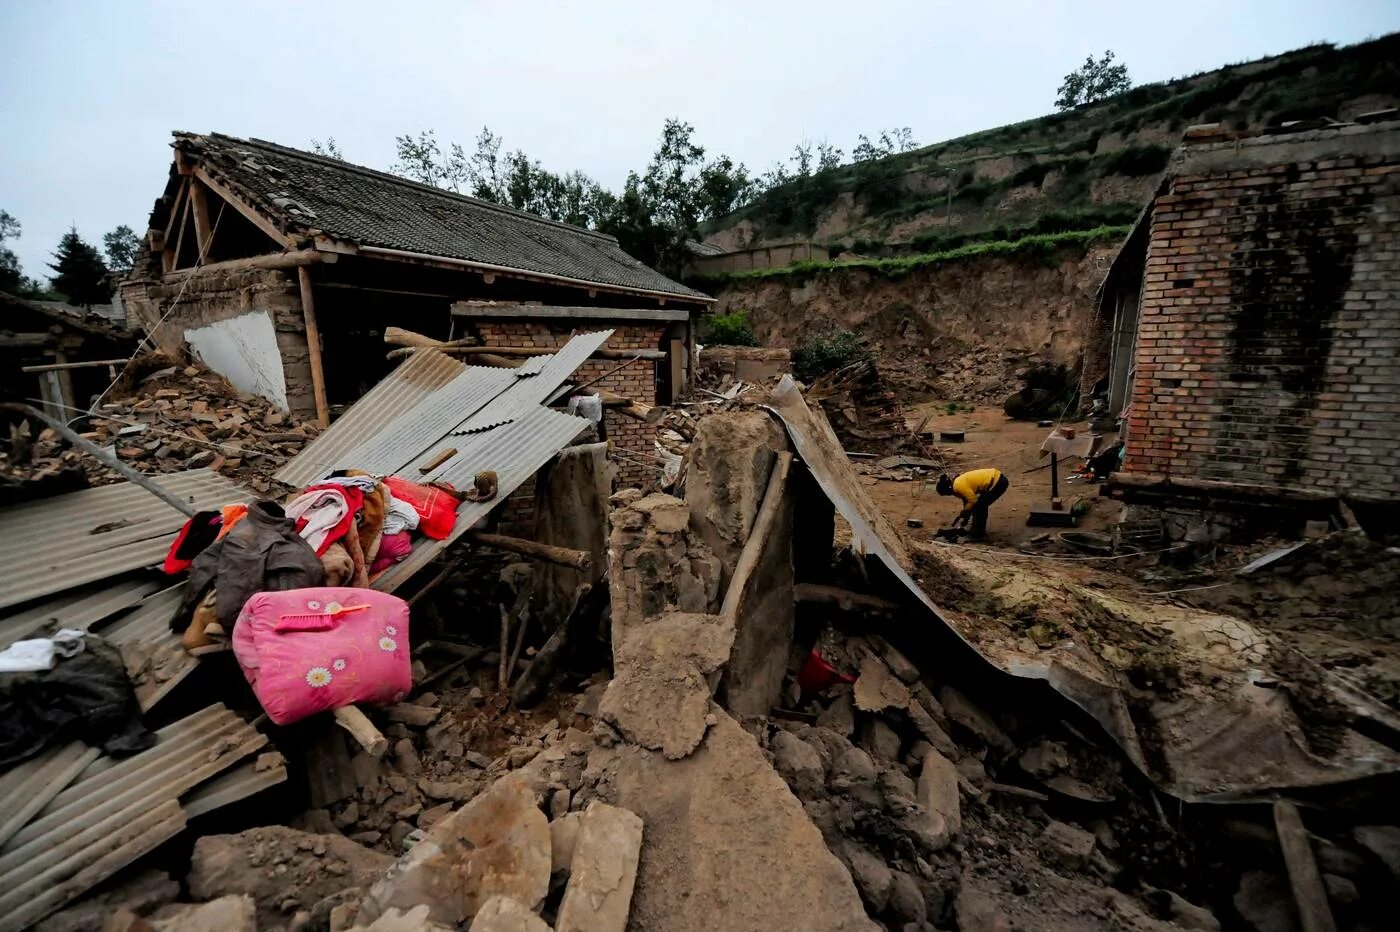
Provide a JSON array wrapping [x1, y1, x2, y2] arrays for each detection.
[[333, 705, 388, 758], [298, 265, 330, 428], [166, 192, 193, 273], [1273, 801, 1337, 932], [794, 583, 902, 614], [468, 531, 591, 571], [720, 451, 793, 621], [593, 388, 660, 423], [189, 180, 213, 259]]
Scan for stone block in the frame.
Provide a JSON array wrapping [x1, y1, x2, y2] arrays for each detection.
[[555, 802, 644, 932]]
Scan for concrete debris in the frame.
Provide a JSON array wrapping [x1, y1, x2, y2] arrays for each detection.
[[598, 611, 735, 758], [684, 409, 787, 578], [187, 826, 393, 930], [816, 689, 856, 736], [468, 896, 551, 932], [549, 811, 584, 875], [1352, 824, 1400, 881], [150, 895, 257, 932], [917, 748, 962, 849], [592, 708, 877, 931], [938, 685, 1016, 757], [555, 802, 644, 932], [607, 493, 722, 646], [852, 654, 910, 712], [35, 870, 179, 932], [1233, 870, 1299, 932], [359, 773, 551, 927], [1040, 820, 1097, 870]]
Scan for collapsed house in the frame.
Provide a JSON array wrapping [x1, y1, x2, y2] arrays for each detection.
[[1084, 116, 1400, 532], [119, 132, 711, 480], [0, 292, 135, 422]]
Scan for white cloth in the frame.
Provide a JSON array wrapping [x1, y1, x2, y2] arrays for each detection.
[[381, 488, 420, 536], [0, 628, 86, 673], [316, 474, 379, 493], [284, 487, 352, 553]]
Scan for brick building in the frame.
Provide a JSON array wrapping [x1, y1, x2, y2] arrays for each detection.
[[120, 132, 711, 486], [1087, 117, 1400, 521]]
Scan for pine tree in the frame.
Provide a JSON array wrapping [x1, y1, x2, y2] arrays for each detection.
[[48, 227, 110, 305]]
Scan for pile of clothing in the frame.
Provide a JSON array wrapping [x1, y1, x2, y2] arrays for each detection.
[[166, 472, 461, 650]]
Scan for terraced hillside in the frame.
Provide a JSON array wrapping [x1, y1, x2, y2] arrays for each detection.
[[702, 34, 1400, 262]]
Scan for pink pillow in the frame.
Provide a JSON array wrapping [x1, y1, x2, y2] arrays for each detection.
[[232, 587, 412, 725]]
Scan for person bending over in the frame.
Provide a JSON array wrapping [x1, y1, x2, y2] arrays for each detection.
[[936, 468, 1009, 540]]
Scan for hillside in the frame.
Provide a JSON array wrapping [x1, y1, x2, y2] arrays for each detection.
[[701, 33, 1400, 259]]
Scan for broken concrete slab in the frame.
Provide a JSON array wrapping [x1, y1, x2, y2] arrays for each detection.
[[187, 826, 393, 930], [1040, 820, 1097, 870], [871, 635, 921, 684], [598, 612, 735, 759], [816, 691, 856, 737], [469, 896, 550, 932], [770, 729, 825, 796], [555, 802, 644, 932], [550, 811, 583, 875], [939, 685, 1015, 756], [918, 748, 962, 849], [853, 654, 910, 712], [359, 773, 551, 927], [840, 843, 892, 913], [590, 708, 878, 931], [859, 717, 902, 761]]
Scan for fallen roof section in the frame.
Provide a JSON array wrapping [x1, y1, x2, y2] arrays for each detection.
[[276, 333, 606, 593], [0, 469, 249, 612], [0, 704, 278, 932], [764, 376, 1400, 801]]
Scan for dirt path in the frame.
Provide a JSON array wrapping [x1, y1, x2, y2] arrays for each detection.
[[863, 401, 1118, 546]]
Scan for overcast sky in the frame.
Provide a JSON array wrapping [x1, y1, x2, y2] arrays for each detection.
[[2, 0, 1397, 281]]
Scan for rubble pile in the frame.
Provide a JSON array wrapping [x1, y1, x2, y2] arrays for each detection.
[[806, 359, 912, 457], [1, 358, 317, 494]]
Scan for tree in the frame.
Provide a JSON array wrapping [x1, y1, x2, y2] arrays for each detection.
[[48, 227, 110, 306], [310, 137, 344, 159], [0, 210, 22, 293], [1055, 50, 1131, 111], [102, 225, 140, 272], [391, 130, 471, 192]]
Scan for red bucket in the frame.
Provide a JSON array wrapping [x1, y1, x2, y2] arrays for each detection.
[[796, 649, 857, 694]]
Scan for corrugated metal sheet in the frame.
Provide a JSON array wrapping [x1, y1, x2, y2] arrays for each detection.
[[102, 583, 195, 711], [0, 575, 161, 649], [374, 405, 592, 591], [451, 330, 613, 434], [0, 704, 274, 932], [0, 742, 101, 848], [183, 752, 289, 819], [275, 348, 466, 488], [0, 469, 249, 612]]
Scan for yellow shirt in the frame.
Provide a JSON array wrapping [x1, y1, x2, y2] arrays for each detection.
[[952, 468, 1003, 511]]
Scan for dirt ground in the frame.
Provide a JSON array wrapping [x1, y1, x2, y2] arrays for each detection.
[[863, 401, 1118, 545]]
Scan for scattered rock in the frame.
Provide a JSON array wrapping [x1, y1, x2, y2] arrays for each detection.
[[917, 749, 962, 849], [360, 774, 551, 927], [829, 743, 882, 808], [1232, 870, 1299, 932], [151, 895, 257, 931], [1321, 873, 1358, 907], [550, 812, 583, 875], [598, 612, 735, 759], [36, 870, 179, 932], [188, 827, 392, 930], [853, 655, 911, 712], [555, 802, 644, 932], [841, 844, 893, 913], [859, 717, 902, 761], [887, 870, 927, 926], [1018, 740, 1069, 778], [938, 686, 1015, 756], [905, 693, 958, 759], [871, 636, 921, 684], [1040, 820, 1096, 870], [1164, 890, 1220, 930], [955, 882, 1012, 932], [771, 729, 825, 795], [1352, 824, 1400, 880], [469, 896, 550, 932], [816, 691, 856, 737]]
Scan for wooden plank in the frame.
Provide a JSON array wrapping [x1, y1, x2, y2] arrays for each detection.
[[160, 248, 331, 280], [720, 451, 794, 621], [417, 447, 457, 474], [194, 167, 295, 248], [22, 358, 129, 373], [165, 192, 192, 273], [668, 338, 684, 404], [1273, 801, 1337, 932], [188, 179, 214, 260], [468, 531, 591, 571], [297, 265, 330, 429], [333, 705, 387, 758]]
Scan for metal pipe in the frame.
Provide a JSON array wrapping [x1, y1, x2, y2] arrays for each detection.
[[0, 403, 198, 517]]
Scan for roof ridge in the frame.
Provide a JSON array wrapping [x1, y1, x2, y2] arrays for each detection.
[[187, 132, 623, 246]]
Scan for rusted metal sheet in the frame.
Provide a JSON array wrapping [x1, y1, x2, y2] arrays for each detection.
[[0, 469, 248, 612], [0, 704, 273, 931]]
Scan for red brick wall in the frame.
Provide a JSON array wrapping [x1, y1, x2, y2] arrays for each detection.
[[1124, 131, 1400, 500], [472, 319, 666, 488]]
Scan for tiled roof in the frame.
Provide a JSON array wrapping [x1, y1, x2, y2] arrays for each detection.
[[171, 132, 710, 303]]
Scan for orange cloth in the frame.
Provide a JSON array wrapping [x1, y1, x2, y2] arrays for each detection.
[[214, 503, 249, 541]]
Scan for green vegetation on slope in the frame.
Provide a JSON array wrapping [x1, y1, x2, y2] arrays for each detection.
[[704, 33, 1400, 250]]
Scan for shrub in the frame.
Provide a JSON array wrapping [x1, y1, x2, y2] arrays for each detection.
[[700, 310, 758, 347], [1095, 144, 1172, 176], [793, 330, 871, 381]]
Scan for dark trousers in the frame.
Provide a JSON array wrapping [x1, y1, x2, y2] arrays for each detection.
[[969, 475, 1010, 539]]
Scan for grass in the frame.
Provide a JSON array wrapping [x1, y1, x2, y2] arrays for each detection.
[[701, 225, 1130, 285]]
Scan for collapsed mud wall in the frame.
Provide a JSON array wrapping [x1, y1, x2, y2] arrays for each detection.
[[708, 242, 1117, 401]]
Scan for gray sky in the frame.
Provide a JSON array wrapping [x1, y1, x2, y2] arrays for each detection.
[[2, 0, 1397, 281]]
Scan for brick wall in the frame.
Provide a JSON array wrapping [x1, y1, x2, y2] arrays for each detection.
[[120, 268, 316, 416], [472, 319, 666, 488], [1123, 125, 1400, 500]]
